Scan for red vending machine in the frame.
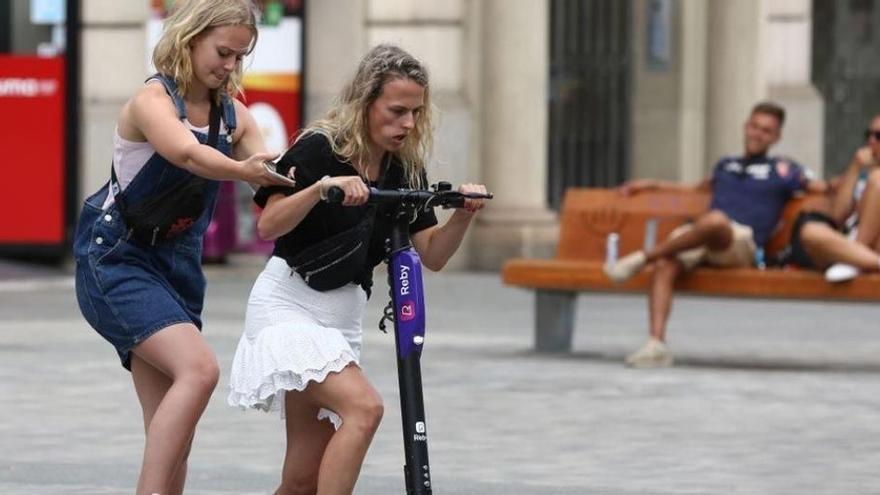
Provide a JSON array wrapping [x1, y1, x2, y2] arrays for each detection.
[[147, 0, 305, 261], [0, 0, 79, 260]]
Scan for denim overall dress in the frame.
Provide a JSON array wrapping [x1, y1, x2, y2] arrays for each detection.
[[74, 74, 237, 370]]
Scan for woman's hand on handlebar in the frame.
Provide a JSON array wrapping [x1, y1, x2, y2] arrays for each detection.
[[459, 183, 488, 214], [320, 175, 370, 206]]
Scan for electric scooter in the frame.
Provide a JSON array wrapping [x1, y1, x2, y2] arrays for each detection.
[[326, 182, 492, 495]]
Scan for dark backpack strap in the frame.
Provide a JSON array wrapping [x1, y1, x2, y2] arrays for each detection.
[[207, 98, 221, 149], [219, 92, 237, 139]]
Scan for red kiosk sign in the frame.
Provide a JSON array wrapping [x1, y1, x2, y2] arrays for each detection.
[[0, 55, 66, 244]]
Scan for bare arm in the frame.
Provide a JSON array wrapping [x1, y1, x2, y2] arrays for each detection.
[[410, 183, 487, 271], [829, 147, 874, 223], [124, 84, 287, 187], [256, 187, 322, 241], [256, 175, 370, 241]]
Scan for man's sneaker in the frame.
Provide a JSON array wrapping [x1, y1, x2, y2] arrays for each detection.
[[825, 263, 859, 283], [603, 250, 647, 283], [625, 338, 674, 368]]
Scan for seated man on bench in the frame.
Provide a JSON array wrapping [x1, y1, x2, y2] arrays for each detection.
[[604, 101, 827, 368]]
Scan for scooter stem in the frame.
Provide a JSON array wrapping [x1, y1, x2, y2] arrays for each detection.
[[388, 210, 433, 494]]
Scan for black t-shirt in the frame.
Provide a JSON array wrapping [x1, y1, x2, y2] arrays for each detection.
[[254, 132, 439, 286]]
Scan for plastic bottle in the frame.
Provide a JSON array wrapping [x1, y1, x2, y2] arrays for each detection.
[[606, 233, 619, 266], [643, 218, 658, 252], [754, 247, 766, 270]]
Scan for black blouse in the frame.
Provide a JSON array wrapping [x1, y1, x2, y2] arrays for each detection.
[[254, 132, 439, 287]]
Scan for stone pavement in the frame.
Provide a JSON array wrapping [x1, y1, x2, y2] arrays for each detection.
[[1, 255, 880, 494]]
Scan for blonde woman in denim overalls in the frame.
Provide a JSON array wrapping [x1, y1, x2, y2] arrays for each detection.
[[73, 1, 291, 493]]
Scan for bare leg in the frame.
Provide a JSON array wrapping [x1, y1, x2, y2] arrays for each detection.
[[131, 354, 195, 495], [275, 393, 335, 495], [623, 211, 734, 366], [646, 210, 734, 262], [799, 222, 880, 271], [644, 210, 731, 341], [299, 364, 384, 495], [131, 323, 220, 495], [648, 257, 684, 342]]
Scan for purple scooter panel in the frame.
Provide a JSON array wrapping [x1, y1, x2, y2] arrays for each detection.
[[391, 248, 426, 360]]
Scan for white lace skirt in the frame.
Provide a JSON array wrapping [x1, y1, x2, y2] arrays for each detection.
[[227, 256, 367, 426]]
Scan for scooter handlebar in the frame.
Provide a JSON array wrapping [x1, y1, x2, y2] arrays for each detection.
[[324, 185, 493, 209], [324, 186, 346, 204]]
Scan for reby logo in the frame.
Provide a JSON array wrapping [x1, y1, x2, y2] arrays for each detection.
[[399, 263, 411, 296], [0, 78, 59, 98], [400, 300, 416, 322], [412, 421, 427, 441]]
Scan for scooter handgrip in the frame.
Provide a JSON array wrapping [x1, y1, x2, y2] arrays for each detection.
[[325, 186, 345, 203]]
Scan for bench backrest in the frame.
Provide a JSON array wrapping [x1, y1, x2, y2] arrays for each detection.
[[556, 188, 831, 262]]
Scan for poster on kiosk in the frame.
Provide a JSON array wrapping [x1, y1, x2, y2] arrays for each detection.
[[0, 0, 75, 259], [147, 0, 304, 261]]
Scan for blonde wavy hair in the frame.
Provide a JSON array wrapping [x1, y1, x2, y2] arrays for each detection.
[[301, 44, 434, 187], [152, 0, 258, 99]]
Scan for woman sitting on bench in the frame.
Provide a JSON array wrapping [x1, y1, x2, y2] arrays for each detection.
[[789, 113, 880, 282]]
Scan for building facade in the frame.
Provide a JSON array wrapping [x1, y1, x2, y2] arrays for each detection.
[[75, 0, 875, 269]]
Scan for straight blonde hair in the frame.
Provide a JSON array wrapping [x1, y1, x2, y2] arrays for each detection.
[[152, 0, 258, 99], [301, 44, 434, 188]]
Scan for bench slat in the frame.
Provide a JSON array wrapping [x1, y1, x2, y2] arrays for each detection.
[[503, 259, 880, 302]]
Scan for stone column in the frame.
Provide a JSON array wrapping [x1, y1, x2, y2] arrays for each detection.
[[80, 1, 148, 200], [472, 0, 557, 269], [304, 0, 366, 122], [705, 0, 765, 163], [678, 0, 709, 182], [630, 1, 708, 183], [630, 0, 684, 182], [763, 0, 824, 177]]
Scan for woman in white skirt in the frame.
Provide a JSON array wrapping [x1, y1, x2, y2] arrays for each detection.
[[227, 44, 487, 495]]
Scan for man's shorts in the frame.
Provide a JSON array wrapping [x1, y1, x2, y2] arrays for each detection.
[[669, 221, 757, 271]]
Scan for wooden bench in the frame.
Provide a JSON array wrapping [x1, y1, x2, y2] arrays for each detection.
[[501, 188, 880, 352]]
